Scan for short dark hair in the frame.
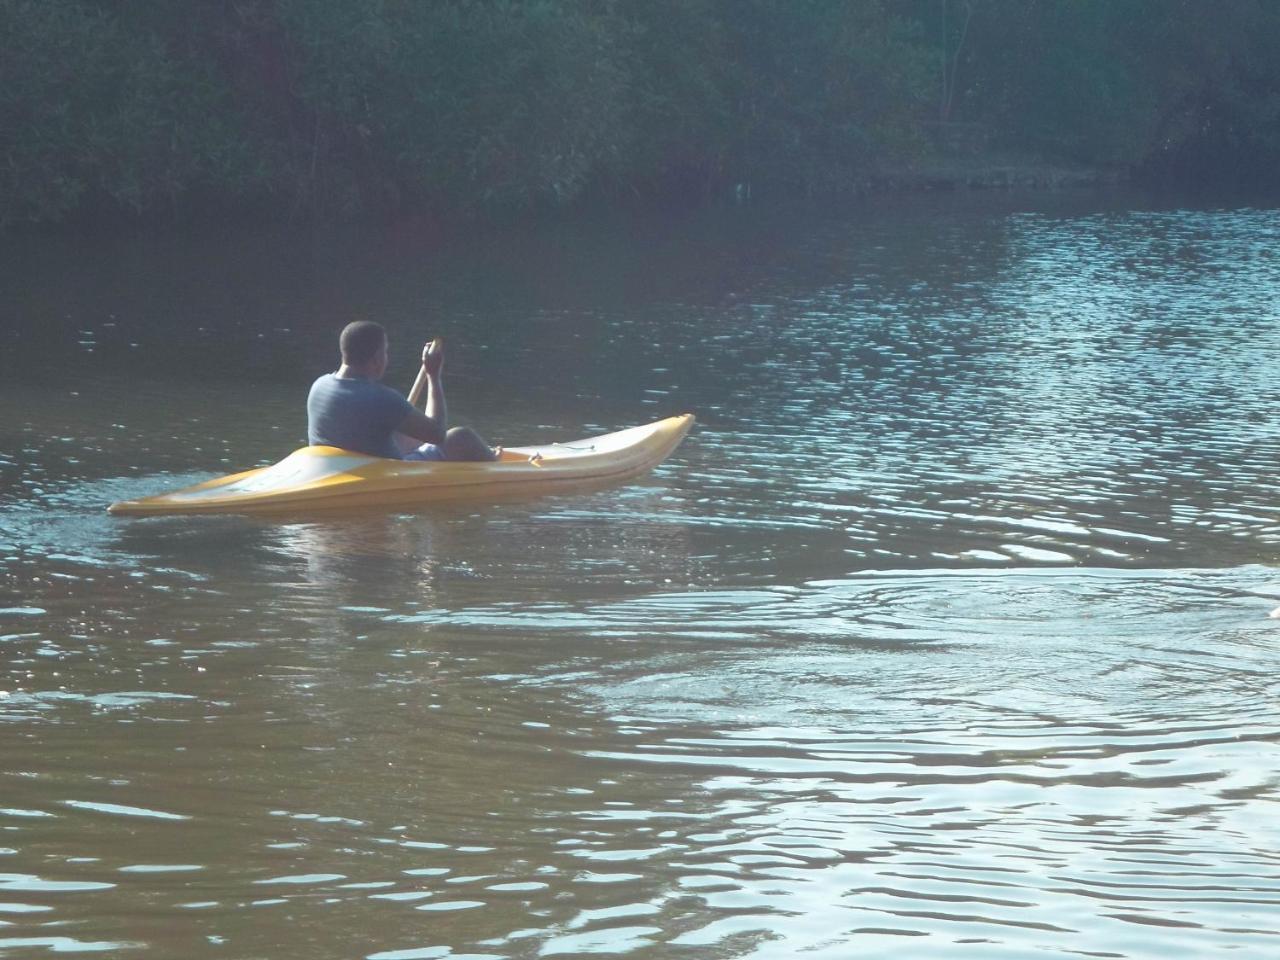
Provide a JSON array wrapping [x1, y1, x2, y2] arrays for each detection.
[[340, 320, 386, 365]]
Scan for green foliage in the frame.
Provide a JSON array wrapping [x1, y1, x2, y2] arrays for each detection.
[[607, 0, 933, 198], [275, 0, 631, 213], [1136, 0, 1280, 179], [946, 0, 1159, 162], [913, 0, 1280, 174], [597, 0, 733, 195], [0, 0, 262, 224], [4, 0, 1280, 227], [713, 0, 933, 194]]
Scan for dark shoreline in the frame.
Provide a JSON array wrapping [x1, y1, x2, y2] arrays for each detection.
[[873, 157, 1129, 193], [0, 159, 1135, 241]]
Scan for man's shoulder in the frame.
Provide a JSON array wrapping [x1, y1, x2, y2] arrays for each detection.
[[309, 373, 388, 395], [310, 375, 410, 410], [307, 371, 341, 395]]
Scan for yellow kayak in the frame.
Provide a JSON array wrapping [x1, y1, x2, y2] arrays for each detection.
[[108, 413, 694, 517]]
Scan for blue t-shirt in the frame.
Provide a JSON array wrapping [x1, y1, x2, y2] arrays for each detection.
[[307, 373, 417, 459]]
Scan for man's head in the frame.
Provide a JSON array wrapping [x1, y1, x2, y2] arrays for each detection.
[[339, 320, 388, 378]]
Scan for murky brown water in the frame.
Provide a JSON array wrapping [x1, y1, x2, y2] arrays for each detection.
[[2, 194, 1279, 958]]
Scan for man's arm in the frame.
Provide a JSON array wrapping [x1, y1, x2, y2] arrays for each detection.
[[396, 339, 447, 443], [395, 408, 443, 444]]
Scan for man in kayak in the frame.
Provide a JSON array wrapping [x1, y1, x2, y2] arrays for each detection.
[[307, 320, 497, 461]]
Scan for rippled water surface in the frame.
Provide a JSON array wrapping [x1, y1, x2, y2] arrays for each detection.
[[2, 193, 1279, 958]]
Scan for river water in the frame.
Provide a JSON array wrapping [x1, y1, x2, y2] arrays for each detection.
[[1, 192, 1278, 958]]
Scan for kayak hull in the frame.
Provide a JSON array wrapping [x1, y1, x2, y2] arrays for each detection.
[[107, 414, 694, 517]]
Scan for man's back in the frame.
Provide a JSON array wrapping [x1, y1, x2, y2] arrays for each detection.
[[307, 373, 414, 459]]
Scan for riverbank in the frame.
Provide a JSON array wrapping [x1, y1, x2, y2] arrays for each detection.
[[875, 155, 1129, 192], [1, 156, 1134, 241]]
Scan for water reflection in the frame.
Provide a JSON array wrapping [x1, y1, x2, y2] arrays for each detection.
[[269, 517, 447, 607]]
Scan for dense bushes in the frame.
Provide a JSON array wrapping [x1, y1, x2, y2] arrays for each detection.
[[942, 0, 1280, 178], [0, 0, 262, 222], [3, 0, 1279, 227]]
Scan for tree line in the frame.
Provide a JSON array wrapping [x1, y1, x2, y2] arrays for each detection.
[[3, 0, 1278, 227]]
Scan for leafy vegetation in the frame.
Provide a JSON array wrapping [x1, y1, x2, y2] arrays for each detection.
[[4, 0, 1279, 227]]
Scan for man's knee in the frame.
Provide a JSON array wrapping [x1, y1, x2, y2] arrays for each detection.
[[442, 426, 495, 461]]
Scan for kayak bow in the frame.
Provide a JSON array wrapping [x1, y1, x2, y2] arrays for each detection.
[[108, 413, 694, 517]]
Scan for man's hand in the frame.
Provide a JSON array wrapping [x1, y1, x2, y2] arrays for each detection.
[[422, 337, 444, 377]]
